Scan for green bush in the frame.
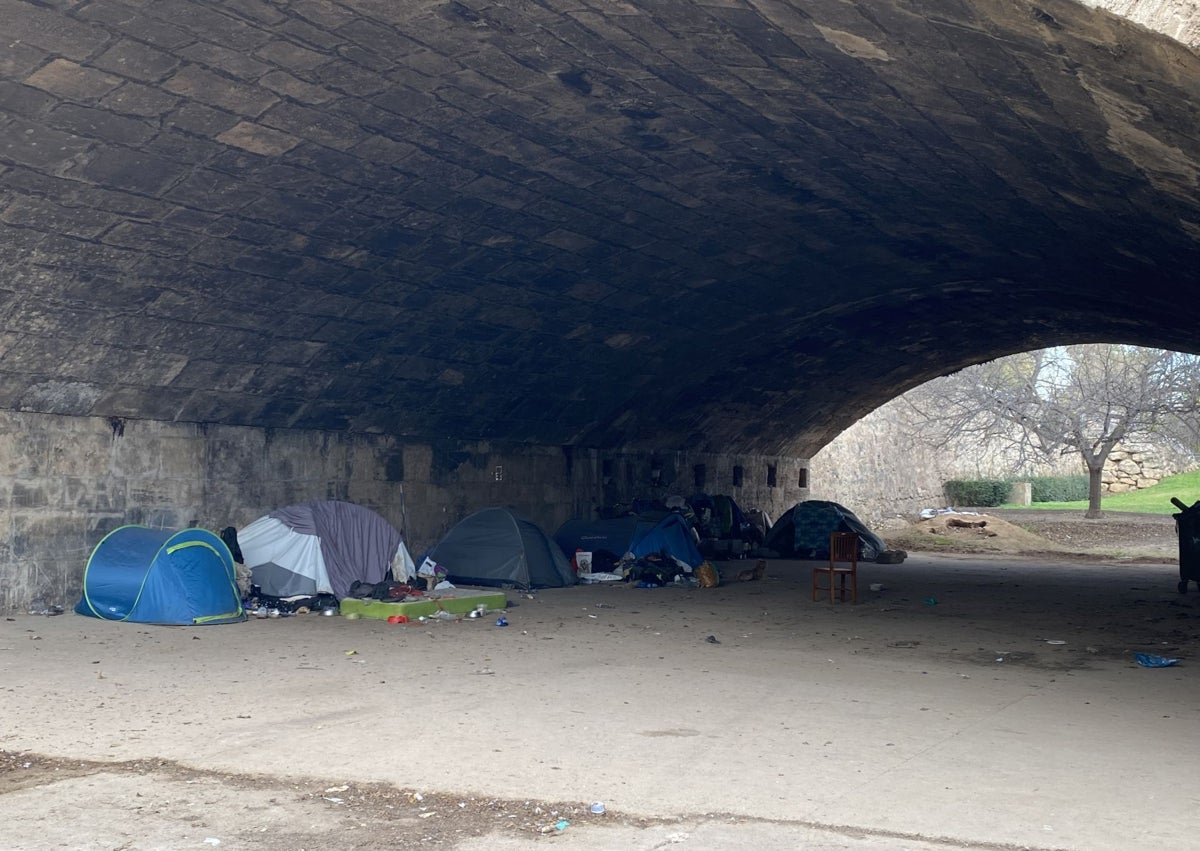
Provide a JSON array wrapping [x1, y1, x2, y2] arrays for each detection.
[[1029, 475, 1088, 503], [943, 479, 1010, 507]]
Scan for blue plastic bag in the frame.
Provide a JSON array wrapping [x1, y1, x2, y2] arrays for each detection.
[[1135, 653, 1180, 668]]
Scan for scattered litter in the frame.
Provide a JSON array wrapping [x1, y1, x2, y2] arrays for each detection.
[[705, 635, 721, 644], [344, 649, 358, 656], [1135, 653, 1180, 668], [325, 785, 349, 793], [924, 597, 938, 606], [323, 796, 344, 804], [203, 840, 221, 847], [1045, 640, 1066, 645], [495, 616, 508, 627], [919, 507, 980, 519], [869, 583, 883, 592], [418, 811, 437, 819], [589, 802, 606, 815]]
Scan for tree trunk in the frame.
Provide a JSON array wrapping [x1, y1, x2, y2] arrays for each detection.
[[1085, 464, 1105, 518]]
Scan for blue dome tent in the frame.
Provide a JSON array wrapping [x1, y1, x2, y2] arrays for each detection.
[[76, 526, 245, 625], [554, 513, 703, 569]]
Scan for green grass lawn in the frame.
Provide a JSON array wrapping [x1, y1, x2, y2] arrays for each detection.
[[1001, 469, 1200, 513]]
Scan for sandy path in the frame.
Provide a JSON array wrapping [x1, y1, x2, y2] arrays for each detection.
[[3, 554, 1198, 849]]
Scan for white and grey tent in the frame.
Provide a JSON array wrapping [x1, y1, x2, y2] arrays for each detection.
[[425, 507, 577, 589], [238, 500, 416, 598]]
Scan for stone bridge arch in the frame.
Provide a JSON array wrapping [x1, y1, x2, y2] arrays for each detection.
[[1, 0, 1198, 608]]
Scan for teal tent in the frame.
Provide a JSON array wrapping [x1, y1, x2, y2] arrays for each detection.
[[76, 526, 245, 625]]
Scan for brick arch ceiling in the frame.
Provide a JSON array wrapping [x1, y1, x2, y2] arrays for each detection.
[[1, 0, 1198, 458]]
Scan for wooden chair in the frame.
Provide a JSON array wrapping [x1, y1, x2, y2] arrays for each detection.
[[813, 532, 859, 603]]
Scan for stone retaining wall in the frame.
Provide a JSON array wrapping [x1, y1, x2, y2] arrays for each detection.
[[1102, 447, 1172, 493], [0, 411, 808, 613]]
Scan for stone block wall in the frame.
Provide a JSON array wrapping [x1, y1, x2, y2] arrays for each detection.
[[1101, 447, 1172, 493], [0, 410, 808, 613], [809, 403, 950, 528]]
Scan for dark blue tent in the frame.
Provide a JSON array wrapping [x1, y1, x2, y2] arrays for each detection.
[[76, 526, 245, 625], [554, 513, 703, 568], [764, 501, 886, 560]]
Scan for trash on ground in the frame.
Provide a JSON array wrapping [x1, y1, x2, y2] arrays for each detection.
[[1135, 652, 1180, 667], [919, 507, 981, 519], [577, 572, 629, 583]]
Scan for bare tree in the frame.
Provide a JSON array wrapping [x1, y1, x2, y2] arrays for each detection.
[[904, 345, 1200, 517]]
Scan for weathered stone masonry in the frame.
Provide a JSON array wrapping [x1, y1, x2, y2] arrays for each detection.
[[0, 412, 807, 612], [2, 1, 1199, 610]]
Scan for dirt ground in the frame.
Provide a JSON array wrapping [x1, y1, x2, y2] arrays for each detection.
[[3, 515, 1197, 850], [882, 508, 1180, 563]]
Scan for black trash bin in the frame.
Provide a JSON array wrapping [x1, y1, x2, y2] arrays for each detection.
[[1171, 498, 1200, 593]]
